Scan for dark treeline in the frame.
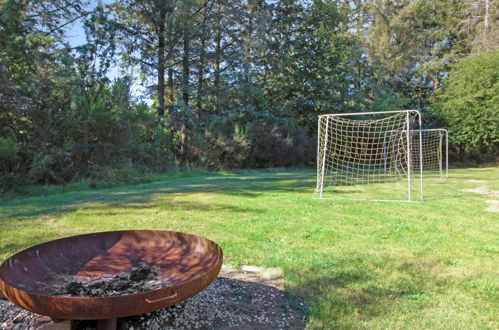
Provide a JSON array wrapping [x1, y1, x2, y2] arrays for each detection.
[[0, 0, 497, 192]]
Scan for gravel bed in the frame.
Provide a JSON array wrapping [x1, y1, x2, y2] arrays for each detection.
[[0, 299, 35, 330], [1, 277, 306, 330]]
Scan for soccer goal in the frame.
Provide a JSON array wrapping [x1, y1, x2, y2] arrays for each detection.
[[384, 129, 448, 179], [316, 110, 424, 201]]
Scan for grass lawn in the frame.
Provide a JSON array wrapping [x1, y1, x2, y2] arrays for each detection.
[[0, 167, 498, 328]]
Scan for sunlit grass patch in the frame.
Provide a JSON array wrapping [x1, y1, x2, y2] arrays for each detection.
[[0, 167, 497, 328]]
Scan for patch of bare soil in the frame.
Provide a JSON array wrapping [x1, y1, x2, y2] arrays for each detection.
[[464, 179, 487, 184], [221, 265, 285, 288], [459, 186, 499, 213], [460, 186, 499, 197], [485, 200, 499, 212], [0, 265, 307, 330]]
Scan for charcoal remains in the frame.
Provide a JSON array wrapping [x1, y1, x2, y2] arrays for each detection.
[[55, 263, 162, 297]]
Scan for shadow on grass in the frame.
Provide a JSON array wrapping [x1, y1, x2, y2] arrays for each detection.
[[0, 233, 70, 260], [0, 171, 315, 221], [161, 200, 267, 214], [286, 256, 444, 327]]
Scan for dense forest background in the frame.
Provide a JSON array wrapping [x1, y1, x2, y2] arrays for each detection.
[[1, 0, 497, 193]]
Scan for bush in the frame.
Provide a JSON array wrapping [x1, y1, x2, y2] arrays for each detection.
[[247, 121, 312, 168], [0, 136, 26, 192], [187, 114, 314, 170], [433, 52, 499, 162]]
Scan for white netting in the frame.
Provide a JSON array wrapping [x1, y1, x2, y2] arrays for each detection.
[[385, 129, 448, 178], [316, 110, 423, 201]]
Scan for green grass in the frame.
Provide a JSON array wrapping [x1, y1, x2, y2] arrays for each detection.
[[1, 167, 498, 328]]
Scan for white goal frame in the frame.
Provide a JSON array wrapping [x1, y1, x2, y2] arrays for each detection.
[[383, 128, 448, 179], [316, 110, 424, 202]]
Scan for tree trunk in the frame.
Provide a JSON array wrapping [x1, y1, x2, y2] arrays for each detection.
[[243, 0, 255, 81], [197, 0, 209, 114], [182, 5, 191, 106], [157, 8, 167, 123], [483, 0, 490, 41], [182, 31, 190, 106], [213, 0, 222, 112], [167, 56, 174, 114], [433, 78, 440, 90]]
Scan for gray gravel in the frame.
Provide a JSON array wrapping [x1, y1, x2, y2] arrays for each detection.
[[1, 277, 306, 330], [0, 299, 35, 330]]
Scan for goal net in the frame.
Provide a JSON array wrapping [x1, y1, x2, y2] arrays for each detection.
[[316, 110, 424, 201], [384, 129, 448, 179]]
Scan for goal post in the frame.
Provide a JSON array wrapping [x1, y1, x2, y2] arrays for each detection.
[[316, 110, 424, 201], [384, 129, 448, 179]]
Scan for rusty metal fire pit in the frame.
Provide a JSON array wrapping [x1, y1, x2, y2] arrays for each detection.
[[0, 230, 223, 327]]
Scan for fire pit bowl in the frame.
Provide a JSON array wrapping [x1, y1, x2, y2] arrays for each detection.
[[0, 230, 223, 320]]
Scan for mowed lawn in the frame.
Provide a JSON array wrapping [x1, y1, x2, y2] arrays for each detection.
[[0, 167, 497, 328]]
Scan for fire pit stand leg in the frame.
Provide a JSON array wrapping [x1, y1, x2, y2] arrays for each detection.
[[96, 318, 117, 330]]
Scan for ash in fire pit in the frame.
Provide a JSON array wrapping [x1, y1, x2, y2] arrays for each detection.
[[54, 263, 162, 297]]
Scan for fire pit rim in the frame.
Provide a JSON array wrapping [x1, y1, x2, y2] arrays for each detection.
[[0, 229, 223, 320], [0, 229, 223, 298]]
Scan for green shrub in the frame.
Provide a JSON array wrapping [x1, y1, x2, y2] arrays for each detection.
[[0, 136, 19, 172], [0, 136, 28, 191], [433, 52, 499, 162], [187, 114, 314, 170], [88, 164, 151, 189]]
